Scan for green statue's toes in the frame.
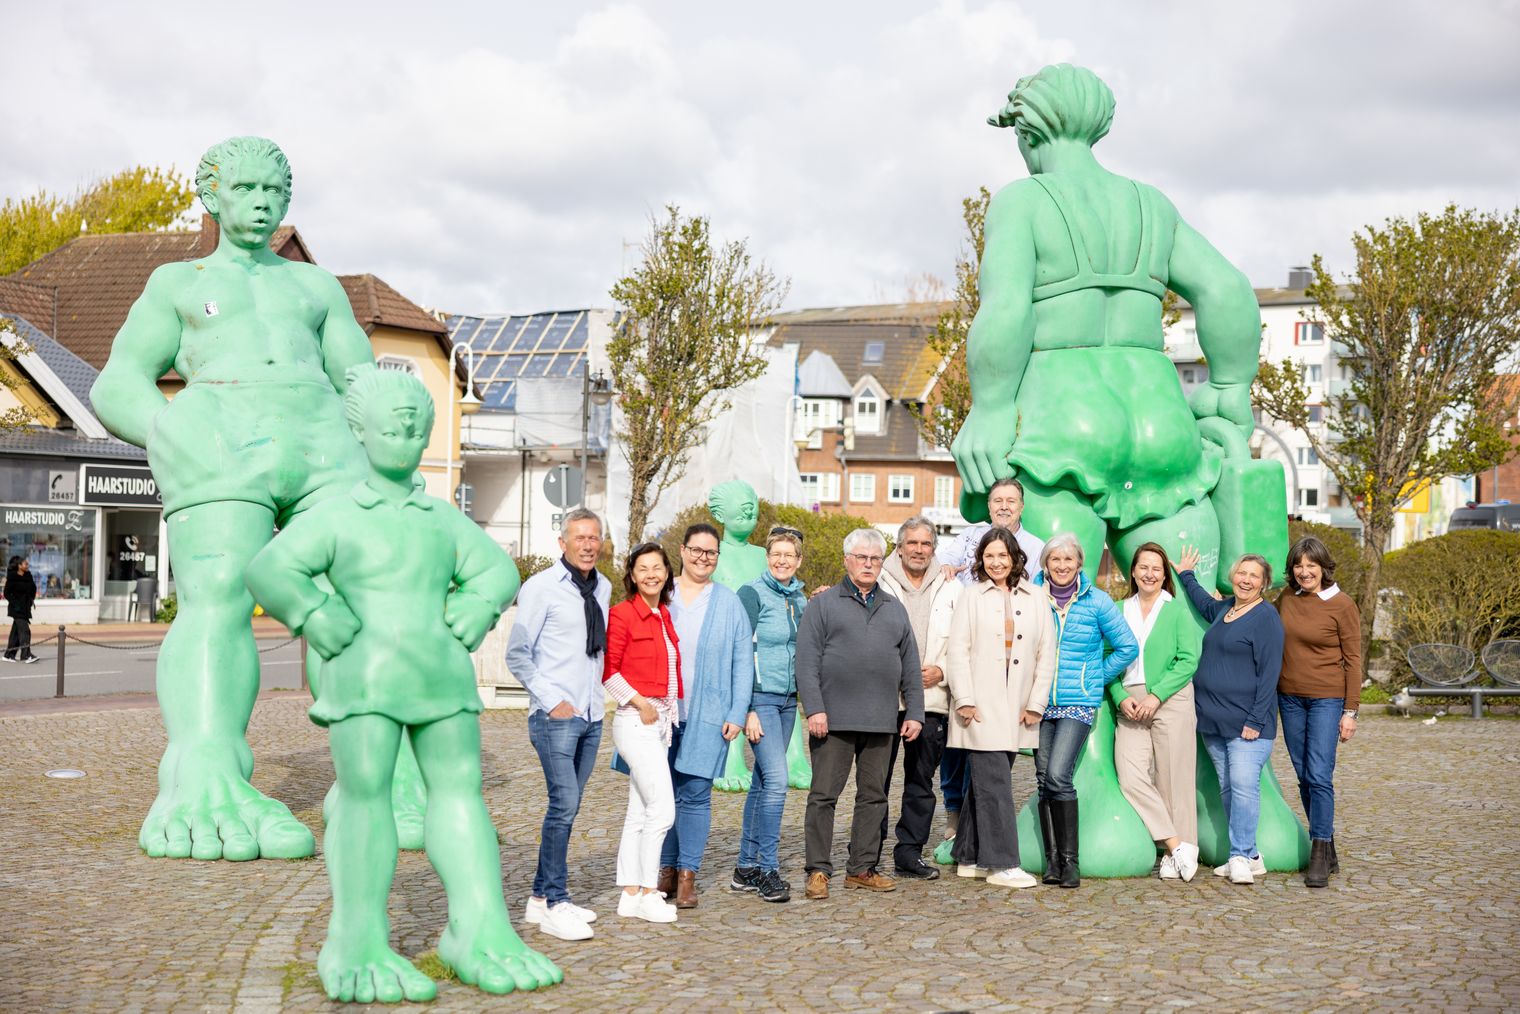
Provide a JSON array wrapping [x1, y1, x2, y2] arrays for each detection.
[[251, 812, 316, 859], [319, 942, 435, 1005], [714, 775, 753, 793], [439, 926, 561, 995], [933, 837, 956, 865]]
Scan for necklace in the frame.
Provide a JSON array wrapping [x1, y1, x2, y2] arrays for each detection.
[[1225, 598, 1261, 620]]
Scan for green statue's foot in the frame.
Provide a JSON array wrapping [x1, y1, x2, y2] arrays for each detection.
[[140, 744, 314, 861], [317, 938, 436, 1004], [438, 921, 563, 995], [713, 737, 752, 793], [785, 714, 812, 789], [933, 837, 956, 866]]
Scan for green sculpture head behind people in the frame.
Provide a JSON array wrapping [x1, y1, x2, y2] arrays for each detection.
[[195, 136, 293, 251], [988, 62, 1116, 161], [707, 480, 768, 591], [344, 365, 436, 477]]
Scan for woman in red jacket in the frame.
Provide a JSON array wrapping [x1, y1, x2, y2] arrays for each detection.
[[604, 542, 684, 924]]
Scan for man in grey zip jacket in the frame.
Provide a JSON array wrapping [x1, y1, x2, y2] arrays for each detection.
[[796, 528, 923, 898]]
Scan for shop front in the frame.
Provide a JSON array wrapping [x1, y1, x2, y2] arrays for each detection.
[[78, 463, 169, 622]]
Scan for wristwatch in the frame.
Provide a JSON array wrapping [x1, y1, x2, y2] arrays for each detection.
[[1343, 709, 1358, 719]]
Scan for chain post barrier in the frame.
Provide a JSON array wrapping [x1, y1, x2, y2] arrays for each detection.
[[54, 626, 66, 699]]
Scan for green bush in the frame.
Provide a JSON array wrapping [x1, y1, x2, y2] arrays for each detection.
[[513, 555, 556, 582], [1286, 519, 1367, 601], [653, 499, 881, 594], [1380, 529, 1520, 685], [155, 594, 177, 624]]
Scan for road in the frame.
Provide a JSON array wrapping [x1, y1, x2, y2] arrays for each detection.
[[0, 635, 306, 701]]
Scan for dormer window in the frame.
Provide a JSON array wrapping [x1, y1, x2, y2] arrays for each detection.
[[853, 390, 881, 434]]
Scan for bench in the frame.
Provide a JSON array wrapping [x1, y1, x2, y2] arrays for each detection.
[[1405, 640, 1520, 718]]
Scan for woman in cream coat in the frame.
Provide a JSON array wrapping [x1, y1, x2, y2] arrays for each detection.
[[943, 528, 1057, 889]]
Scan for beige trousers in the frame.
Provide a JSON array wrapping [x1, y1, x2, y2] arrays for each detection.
[[1115, 682, 1197, 845]]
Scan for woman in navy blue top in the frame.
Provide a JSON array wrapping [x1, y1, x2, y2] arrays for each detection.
[[1176, 548, 1284, 886]]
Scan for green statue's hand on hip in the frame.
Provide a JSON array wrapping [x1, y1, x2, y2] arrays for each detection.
[[444, 590, 498, 652], [1188, 382, 1254, 438], [304, 595, 362, 660]]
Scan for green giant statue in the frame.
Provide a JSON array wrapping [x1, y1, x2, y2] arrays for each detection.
[[951, 66, 1303, 875], [247, 366, 558, 1001], [707, 480, 812, 792], [90, 137, 427, 859]]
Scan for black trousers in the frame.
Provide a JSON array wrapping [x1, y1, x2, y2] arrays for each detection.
[[805, 729, 892, 877], [5, 617, 32, 659], [953, 750, 1020, 870], [881, 711, 948, 866]]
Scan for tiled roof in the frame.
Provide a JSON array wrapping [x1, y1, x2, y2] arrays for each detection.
[[850, 401, 924, 460], [769, 307, 941, 402], [340, 274, 447, 337], [0, 216, 308, 371]]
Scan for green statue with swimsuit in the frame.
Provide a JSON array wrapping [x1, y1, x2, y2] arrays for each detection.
[[952, 66, 1304, 875], [91, 137, 430, 859], [246, 366, 559, 1002]]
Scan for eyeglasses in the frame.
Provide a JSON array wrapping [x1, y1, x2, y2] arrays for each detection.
[[769, 526, 805, 542], [846, 553, 884, 566], [682, 546, 719, 561]]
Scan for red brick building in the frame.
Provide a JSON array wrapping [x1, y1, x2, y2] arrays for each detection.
[[1474, 374, 1520, 504]]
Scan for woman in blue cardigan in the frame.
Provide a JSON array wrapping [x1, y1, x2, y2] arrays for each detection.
[[1032, 532, 1138, 888], [657, 524, 753, 908], [1177, 547, 1285, 886]]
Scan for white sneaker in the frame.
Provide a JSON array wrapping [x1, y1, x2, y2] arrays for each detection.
[[1172, 842, 1200, 882], [1214, 854, 1266, 878], [524, 896, 596, 924], [1158, 854, 1180, 880], [1227, 855, 1255, 884], [956, 864, 989, 879], [618, 890, 677, 923], [535, 901, 593, 940], [986, 867, 1037, 889]]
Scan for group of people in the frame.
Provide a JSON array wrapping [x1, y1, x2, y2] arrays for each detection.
[[502, 478, 1362, 942]]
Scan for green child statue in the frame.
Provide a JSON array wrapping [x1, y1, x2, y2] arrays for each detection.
[[245, 366, 561, 1002]]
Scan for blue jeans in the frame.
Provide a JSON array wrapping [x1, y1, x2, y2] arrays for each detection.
[[1034, 717, 1093, 802], [737, 691, 796, 872], [940, 746, 968, 814], [1201, 732, 1275, 859], [1278, 694, 1342, 841], [660, 725, 715, 872], [527, 711, 603, 904]]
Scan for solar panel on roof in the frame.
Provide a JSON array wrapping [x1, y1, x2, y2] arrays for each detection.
[[546, 353, 577, 377], [480, 316, 515, 353], [451, 317, 483, 347], [560, 319, 588, 351], [513, 317, 550, 351]]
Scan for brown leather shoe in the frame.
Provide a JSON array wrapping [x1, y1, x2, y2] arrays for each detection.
[[657, 866, 677, 897], [844, 869, 897, 892], [804, 871, 829, 900], [675, 869, 699, 909]]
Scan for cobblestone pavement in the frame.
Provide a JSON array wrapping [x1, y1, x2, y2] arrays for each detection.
[[2, 699, 1516, 1012]]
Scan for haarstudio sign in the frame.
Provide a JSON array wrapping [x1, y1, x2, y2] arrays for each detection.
[[79, 464, 162, 508]]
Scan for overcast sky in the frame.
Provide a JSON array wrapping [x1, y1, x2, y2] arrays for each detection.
[[4, 0, 1518, 316]]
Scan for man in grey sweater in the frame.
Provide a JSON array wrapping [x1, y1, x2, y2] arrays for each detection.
[[797, 528, 924, 900]]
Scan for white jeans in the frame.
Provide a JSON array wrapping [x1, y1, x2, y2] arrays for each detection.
[[613, 710, 676, 889]]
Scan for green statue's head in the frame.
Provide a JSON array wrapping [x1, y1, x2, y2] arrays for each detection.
[[344, 365, 435, 480], [988, 64, 1115, 172], [196, 136, 293, 250], [708, 480, 759, 541]]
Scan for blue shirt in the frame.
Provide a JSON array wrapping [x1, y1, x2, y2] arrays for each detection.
[[668, 581, 713, 721], [937, 523, 1044, 584], [505, 564, 611, 719], [1179, 571, 1284, 740]]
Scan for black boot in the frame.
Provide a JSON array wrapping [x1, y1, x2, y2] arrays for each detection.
[[1055, 799, 1080, 889], [1305, 839, 1331, 888], [1038, 798, 1062, 885], [1328, 836, 1339, 875]]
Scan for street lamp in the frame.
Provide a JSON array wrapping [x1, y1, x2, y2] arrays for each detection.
[[580, 368, 612, 508], [447, 342, 481, 507]]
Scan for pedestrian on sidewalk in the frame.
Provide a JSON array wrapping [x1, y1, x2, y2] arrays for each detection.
[[4, 557, 38, 663], [506, 508, 611, 942], [943, 528, 1055, 890], [655, 524, 751, 910], [604, 543, 683, 925], [797, 528, 923, 900]]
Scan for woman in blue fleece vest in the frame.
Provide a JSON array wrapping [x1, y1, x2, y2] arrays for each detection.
[[1032, 532, 1138, 888]]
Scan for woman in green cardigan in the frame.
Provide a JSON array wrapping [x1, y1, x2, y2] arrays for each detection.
[[1109, 542, 1203, 881]]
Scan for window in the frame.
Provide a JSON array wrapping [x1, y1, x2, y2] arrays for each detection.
[[850, 473, 876, 503], [1294, 322, 1324, 345], [1, 505, 97, 600], [888, 474, 914, 504], [1301, 364, 1323, 383], [800, 473, 840, 504], [862, 341, 885, 365], [1307, 405, 1324, 423], [797, 398, 842, 448], [377, 354, 421, 377], [1296, 447, 1320, 466], [1181, 368, 1196, 384], [1299, 488, 1320, 508], [934, 475, 955, 510], [853, 391, 881, 435]]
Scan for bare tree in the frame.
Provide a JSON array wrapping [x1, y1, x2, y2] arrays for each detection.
[[1253, 205, 1520, 643], [910, 188, 989, 450], [608, 205, 788, 545]]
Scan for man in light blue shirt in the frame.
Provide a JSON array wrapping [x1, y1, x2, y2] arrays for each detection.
[[937, 477, 1045, 584], [506, 507, 610, 942]]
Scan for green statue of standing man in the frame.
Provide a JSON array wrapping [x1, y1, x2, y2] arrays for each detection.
[[91, 137, 429, 860]]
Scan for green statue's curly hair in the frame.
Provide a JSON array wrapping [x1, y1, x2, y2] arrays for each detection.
[[708, 479, 758, 523], [343, 364, 435, 438], [988, 63, 1115, 148], [195, 136, 293, 213]]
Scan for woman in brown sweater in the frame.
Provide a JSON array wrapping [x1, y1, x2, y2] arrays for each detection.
[[1275, 536, 1363, 888]]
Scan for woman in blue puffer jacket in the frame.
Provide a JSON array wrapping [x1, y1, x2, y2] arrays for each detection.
[[1032, 532, 1138, 888]]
